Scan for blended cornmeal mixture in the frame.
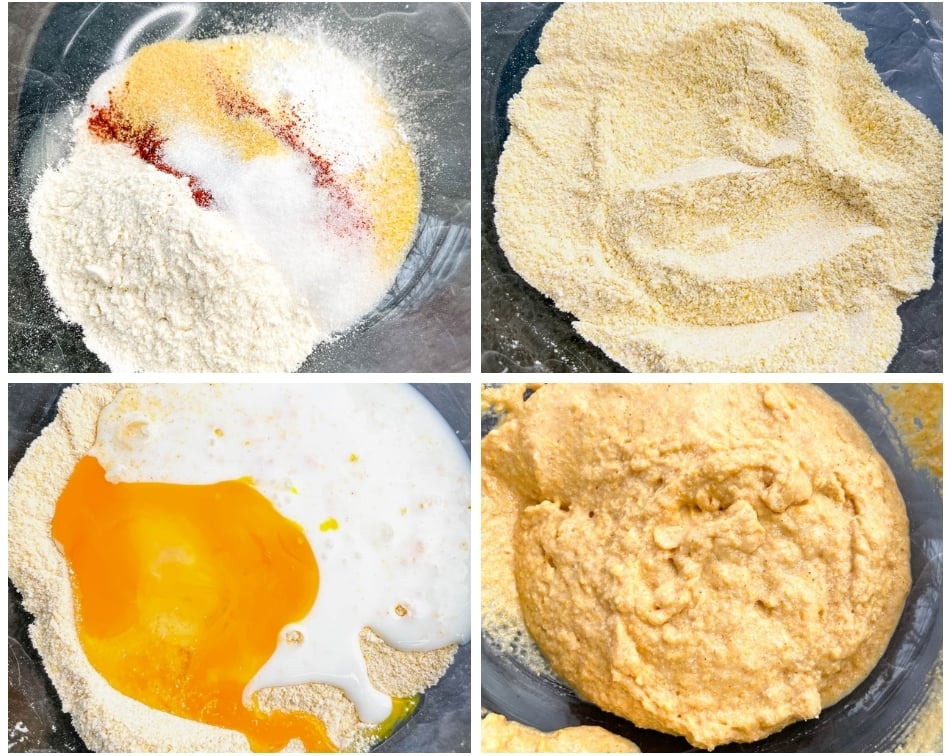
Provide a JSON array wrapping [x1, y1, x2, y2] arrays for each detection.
[[482, 384, 911, 749], [495, 4, 943, 371]]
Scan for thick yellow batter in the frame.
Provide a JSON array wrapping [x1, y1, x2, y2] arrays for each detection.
[[482, 384, 911, 749]]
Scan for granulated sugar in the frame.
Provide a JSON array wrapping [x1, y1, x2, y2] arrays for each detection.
[[495, 3, 943, 372], [28, 33, 421, 372]]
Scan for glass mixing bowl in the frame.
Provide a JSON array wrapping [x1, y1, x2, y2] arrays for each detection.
[[481, 2, 943, 373], [9, 2, 471, 373], [481, 383, 942, 751], [8, 382, 471, 753]]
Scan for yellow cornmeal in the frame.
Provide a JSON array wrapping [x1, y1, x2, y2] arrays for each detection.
[[105, 36, 421, 274], [354, 141, 421, 269], [876, 384, 943, 484], [482, 384, 912, 750], [481, 712, 639, 753], [116, 39, 284, 160], [896, 654, 943, 753]]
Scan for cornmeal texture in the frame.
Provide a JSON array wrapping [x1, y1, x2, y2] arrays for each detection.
[[481, 384, 911, 749], [494, 3, 943, 372], [481, 712, 639, 753]]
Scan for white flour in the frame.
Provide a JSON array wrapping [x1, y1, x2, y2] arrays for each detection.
[[28, 139, 321, 373]]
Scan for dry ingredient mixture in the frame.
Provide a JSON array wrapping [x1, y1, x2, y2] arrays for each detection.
[[28, 33, 420, 372], [8, 384, 468, 752], [494, 3, 943, 372], [482, 384, 912, 749], [481, 712, 639, 753]]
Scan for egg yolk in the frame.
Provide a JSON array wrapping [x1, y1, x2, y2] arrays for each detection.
[[51, 456, 330, 752]]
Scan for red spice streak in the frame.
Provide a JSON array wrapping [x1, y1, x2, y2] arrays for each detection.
[[216, 89, 372, 237], [88, 103, 214, 208]]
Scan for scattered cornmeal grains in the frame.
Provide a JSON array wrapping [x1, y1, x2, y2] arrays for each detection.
[[495, 3, 943, 372], [876, 384, 943, 484]]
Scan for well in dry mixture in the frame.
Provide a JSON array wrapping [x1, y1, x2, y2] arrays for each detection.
[[495, 3, 943, 372], [8, 384, 470, 752]]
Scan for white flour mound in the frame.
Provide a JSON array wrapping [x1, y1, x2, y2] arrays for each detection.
[[28, 140, 321, 373]]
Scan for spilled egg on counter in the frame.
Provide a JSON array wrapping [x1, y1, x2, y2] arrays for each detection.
[[51, 384, 470, 752]]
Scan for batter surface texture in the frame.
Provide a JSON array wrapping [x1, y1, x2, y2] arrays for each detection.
[[481, 384, 911, 749]]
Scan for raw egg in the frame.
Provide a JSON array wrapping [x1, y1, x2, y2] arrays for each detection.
[[52, 457, 329, 752], [52, 384, 470, 752]]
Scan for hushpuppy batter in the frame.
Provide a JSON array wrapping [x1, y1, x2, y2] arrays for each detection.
[[481, 384, 911, 749]]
